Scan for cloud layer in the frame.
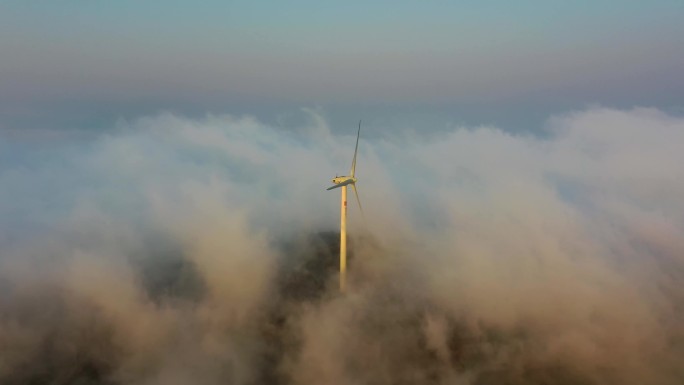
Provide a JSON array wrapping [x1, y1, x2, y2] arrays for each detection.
[[1, 107, 683, 384]]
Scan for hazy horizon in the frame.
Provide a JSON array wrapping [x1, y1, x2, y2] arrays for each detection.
[[2, 1, 683, 132]]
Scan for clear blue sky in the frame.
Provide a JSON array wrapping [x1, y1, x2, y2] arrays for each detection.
[[1, 0, 683, 132]]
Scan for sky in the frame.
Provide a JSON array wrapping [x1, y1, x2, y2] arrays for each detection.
[[1, 1, 683, 132]]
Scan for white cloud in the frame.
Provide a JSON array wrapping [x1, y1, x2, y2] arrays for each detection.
[[0, 107, 682, 384]]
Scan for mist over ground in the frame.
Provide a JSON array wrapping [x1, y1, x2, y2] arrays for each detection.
[[1, 107, 683, 384]]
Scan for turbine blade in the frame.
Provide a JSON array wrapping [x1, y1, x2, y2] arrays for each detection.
[[351, 183, 365, 219], [350, 120, 361, 177], [326, 184, 343, 191]]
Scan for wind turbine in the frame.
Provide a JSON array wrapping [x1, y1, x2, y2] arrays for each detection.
[[326, 120, 364, 292]]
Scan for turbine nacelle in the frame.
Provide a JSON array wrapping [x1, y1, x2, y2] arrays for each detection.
[[331, 176, 356, 185]]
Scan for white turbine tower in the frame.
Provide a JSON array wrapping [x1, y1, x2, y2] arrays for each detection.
[[326, 121, 364, 292]]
